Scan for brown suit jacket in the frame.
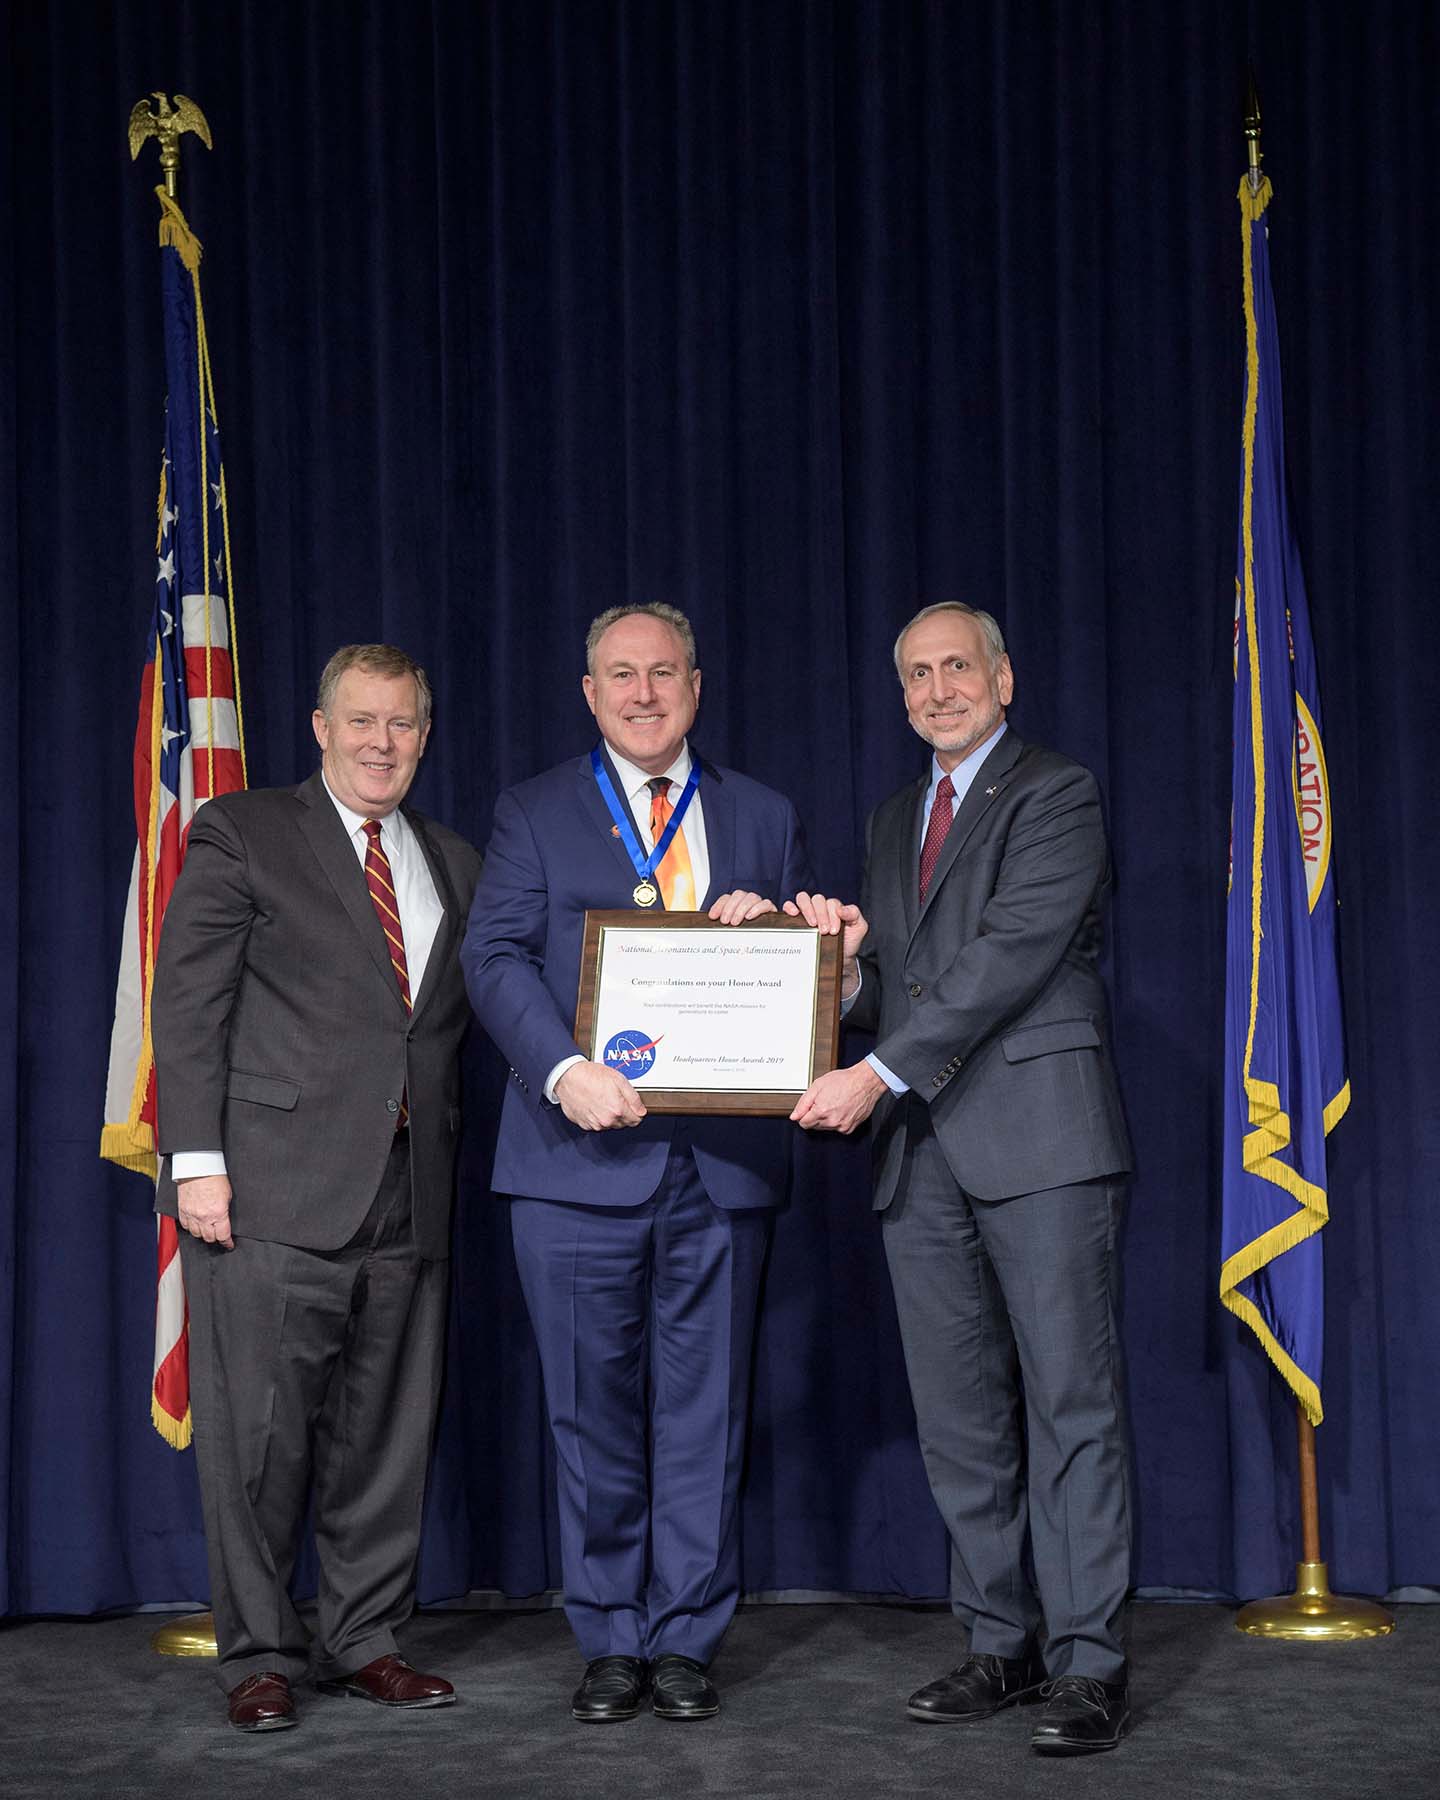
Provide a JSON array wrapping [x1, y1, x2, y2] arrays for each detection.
[[153, 769, 481, 1258]]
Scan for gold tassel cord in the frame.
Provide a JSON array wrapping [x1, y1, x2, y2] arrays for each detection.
[[155, 188, 202, 272], [199, 327, 248, 785]]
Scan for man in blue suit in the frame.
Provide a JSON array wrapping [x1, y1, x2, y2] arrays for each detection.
[[462, 603, 811, 1724]]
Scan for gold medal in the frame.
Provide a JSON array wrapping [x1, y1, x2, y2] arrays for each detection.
[[632, 880, 659, 908]]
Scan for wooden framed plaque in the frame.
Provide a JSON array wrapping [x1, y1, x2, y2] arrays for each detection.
[[574, 911, 844, 1116]]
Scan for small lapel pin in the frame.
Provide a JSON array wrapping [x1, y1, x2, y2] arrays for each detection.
[[611, 824, 621, 837], [985, 785, 998, 797]]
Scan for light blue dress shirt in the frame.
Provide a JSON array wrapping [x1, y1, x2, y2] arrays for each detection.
[[863, 723, 1007, 1096]]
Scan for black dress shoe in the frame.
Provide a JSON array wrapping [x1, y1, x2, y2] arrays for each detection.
[[907, 1651, 1046, 1723], [571, 1656, 649, 1722], [650, 1654, 720, 1720], [1030, 1674, 1130, 1754], [227, 1671, 296, 1732]]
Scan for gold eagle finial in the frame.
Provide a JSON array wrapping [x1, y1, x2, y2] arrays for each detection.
[[128, 93, 213, 195]]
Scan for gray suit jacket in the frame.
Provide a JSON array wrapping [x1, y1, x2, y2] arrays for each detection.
[[849, 730, 1131, 1209], [152, 770, 481, 1259]]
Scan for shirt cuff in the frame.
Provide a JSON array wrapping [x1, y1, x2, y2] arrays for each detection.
[[865, 1053, 908, 1096], [544, 1055, 587, 1105], [839, 965, 861, 1014], [170, 1151, 228, 1180]]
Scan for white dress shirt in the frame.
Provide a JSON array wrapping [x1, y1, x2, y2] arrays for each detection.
[[544, 739, 709, 1103], [607, 742, 711, 904], [170, 776, 444, 1180]]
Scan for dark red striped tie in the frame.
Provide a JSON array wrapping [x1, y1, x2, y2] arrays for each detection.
[[362, 818, 410, 1126], [918, 773, 956, 904]]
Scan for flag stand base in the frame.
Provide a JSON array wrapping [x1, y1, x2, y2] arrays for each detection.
[[151, 1611, 218, 1657], [1236, 1563, 1395, 1640]]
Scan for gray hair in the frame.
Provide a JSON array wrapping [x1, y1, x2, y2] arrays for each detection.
[[893, 603, 1008, 681], [316, 644, 433, 728], [585, 603, 698, 676]]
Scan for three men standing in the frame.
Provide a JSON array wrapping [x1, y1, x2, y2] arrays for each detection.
[[153, 645, 481, 1730], [462, 603, 811, 1723], [792, 603, 1134, 1755], [153, 608, 1132, 1755]]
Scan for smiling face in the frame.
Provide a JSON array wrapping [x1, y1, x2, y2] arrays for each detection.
[[898, 610, 1013, 770], [583, 614, 701, 775], [312, 667, 430, 818]]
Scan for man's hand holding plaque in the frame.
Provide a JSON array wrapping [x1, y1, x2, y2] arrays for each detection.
[[784, 891, 877, 1132], [784, 889, 869, 996], [554, 1060, 648, 1131], [707, 888, 777, 925]]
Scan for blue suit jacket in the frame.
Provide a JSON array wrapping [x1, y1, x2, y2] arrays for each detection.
[[462, 747, 812, 1209]]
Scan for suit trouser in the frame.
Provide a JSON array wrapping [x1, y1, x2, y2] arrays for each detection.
[[511, 1138, 771, 1665], [882, 1107, 1131, 1680], [179, 1136, 447, 1693]]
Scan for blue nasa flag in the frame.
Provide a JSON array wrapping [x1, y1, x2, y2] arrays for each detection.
[[1220, 176, 1349, 1427]]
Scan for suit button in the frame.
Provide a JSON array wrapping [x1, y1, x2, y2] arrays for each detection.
[[908, 983, 923, 999], [386, 1098, 400, 1114], [932, 1075, 945, 1089]]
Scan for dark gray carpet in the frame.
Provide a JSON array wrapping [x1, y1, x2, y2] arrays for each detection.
[[4, 1601, 1432, 1799]]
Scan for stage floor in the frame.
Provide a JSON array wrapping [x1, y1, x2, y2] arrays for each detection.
[[4, 1599, 1431, 1799]]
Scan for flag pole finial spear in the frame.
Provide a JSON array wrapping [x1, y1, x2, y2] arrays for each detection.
[[127, 93, 212, 198], [1243, 68, 1263, 194]]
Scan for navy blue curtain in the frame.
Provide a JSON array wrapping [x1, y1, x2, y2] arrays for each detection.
[[3, 0, 1437, 1616]]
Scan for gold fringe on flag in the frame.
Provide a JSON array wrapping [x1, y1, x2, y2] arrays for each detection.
[[151, 1394, 193, 1451]]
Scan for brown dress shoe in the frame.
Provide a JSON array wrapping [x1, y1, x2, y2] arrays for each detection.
[[227, 1671, 296, 1731], [315, 1653, 455, 1708]]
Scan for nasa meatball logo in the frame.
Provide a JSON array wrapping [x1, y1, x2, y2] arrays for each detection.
[[603, 1030, 662, 1081]]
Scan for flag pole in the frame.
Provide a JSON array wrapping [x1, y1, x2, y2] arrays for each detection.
[[1227, 83, 1391, 1640], [1243, 66, 1263, 196], [1236, 1407, 1394, 1639], [128, 91, 220, 1662]]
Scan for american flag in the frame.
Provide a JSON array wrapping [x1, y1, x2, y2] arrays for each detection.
[[101, 190, 246, 1448]]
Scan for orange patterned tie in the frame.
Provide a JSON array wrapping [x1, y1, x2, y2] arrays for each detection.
[[648, 778, 697, 911], [362, 818, 410, 1126]]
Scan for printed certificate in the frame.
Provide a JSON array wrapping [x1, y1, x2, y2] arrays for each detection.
[[574, 912, 843, 1115]]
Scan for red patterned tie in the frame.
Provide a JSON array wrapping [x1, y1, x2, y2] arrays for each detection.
[[362, 818, 410, 1126], [918, 774, 956, 903]]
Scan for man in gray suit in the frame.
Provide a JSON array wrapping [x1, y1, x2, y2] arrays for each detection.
[[153, 644, 481, 1732], [789, 603, 1133, 1756]]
